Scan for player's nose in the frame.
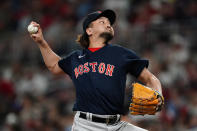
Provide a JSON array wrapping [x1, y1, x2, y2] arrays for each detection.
[[106, 24, 111, 30]]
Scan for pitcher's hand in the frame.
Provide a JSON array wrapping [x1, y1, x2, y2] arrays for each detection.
[[29, 21, 45, 44]]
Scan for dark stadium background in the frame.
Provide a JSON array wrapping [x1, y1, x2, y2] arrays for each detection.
[[0, 0, 197, 130]]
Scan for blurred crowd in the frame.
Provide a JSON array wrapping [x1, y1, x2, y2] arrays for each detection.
[[0, 0, 197, 131]]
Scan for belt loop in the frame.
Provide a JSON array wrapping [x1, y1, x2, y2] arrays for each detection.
[[89, 113, 92, 121], [106, 117, 110, 125], [86, 112, 89, 121], [116, 114, 120, 123], [76, 111, 80, 118]]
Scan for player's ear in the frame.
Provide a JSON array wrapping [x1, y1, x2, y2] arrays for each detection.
[[86, 27, 93, 36]]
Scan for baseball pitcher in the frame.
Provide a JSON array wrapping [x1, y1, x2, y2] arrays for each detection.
[[29, 9, 164, 131]]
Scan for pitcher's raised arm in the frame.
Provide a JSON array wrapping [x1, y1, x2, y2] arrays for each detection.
[[28, 21, 65, 75]]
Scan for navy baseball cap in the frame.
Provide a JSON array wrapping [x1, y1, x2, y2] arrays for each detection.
[[83, 9, 116, 33]]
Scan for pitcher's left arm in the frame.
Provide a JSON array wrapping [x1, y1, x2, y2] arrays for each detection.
[[138, 68, 162, 95]]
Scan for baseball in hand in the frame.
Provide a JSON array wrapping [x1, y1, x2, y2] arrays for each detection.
[[27, 24, 38, 34]]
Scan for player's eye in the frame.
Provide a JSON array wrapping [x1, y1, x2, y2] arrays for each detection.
[[99, 21, 104, 24]]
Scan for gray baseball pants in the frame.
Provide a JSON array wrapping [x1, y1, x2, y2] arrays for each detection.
[[71, 111, 148, 131]]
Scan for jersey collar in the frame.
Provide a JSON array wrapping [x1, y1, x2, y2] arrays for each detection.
[[85, 44, 109, 55]]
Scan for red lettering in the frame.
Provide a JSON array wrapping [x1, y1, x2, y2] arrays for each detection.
[[89, 62, 97, 72], [74, 62, 115, 78], [78, 65, 83, 75], [105, 64, 115, 76], [98, 63, 105, 74], [83, 62, 90, 73], [74, 67, 79, 79]]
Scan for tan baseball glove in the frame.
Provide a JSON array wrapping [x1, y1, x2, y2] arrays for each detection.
[[129, 83, 164, 115]]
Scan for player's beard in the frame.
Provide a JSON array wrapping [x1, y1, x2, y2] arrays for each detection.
[[99, 32, 113, 44]]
